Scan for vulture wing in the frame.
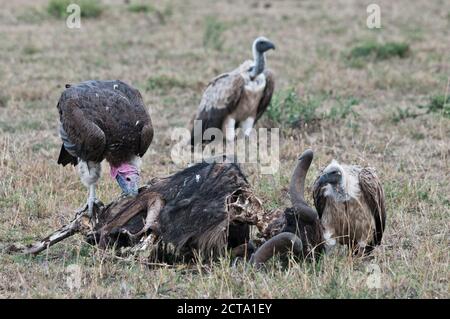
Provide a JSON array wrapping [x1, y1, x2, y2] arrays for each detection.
[[358, 168, 386, 247], [255, 69, 275, 123], [57, 80, 152, 166], [57, 98, 106, 165], [190, 71, 245, 145], [312, 173, 327, 219]]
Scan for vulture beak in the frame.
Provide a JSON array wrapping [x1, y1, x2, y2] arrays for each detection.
[[116, 172, 140, 196], [317, 171, 341, 188]]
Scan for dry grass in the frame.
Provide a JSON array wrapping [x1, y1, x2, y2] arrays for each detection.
[[0, 0, 449, 298]]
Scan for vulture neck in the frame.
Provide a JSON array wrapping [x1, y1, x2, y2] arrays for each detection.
[[249, 48, 265, 80]]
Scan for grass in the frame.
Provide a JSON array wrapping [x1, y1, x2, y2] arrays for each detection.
[[419, 95, 450, 118], [0, 0, 449, 299], [47, 0, 103, 19], [127, 2, 154, 13], [146, 75, 191, 92], [266, 89, 358, 127], [203, 16, 227, 51], [348, 41, 410, 67], [266, 88, 322, 126]]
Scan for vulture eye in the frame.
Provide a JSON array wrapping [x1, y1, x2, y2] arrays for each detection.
[[126, 177, 131, 182]]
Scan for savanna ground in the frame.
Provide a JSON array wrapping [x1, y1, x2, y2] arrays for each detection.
[[0, 0, 449, 298]]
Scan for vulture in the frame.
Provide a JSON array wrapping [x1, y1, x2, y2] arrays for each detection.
[[312, 160, 386, 255], [57, 80, 153, 217], [190, 36, 275, 145]]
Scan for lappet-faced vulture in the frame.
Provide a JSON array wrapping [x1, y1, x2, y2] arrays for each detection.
[[57, 80, 153, 217], [312, 160, 386, 255], [190, 36, 275, 145]]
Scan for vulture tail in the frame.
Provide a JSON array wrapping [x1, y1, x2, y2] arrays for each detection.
[[57, 145, 78, 166]]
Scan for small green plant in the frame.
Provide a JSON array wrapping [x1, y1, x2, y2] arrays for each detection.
[[266, 88, 321, 126], [203, 16, 226, 51], [348, 41, 410, 62], [324, 97, 359, 120], [391, 107, 419, 123], [127, 2, 154, 13], [47, 0, 103, 19], [419, 95, 450, 118]]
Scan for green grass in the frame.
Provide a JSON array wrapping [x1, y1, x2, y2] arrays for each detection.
[[419, 95, 450, 118], [47, 0, 103, 19], [266, 88, 322, 126], [266, 90, 358, 126], [127, 2, 154, 13], [203, 16, 227, 51], [348, 41, 410, 64]]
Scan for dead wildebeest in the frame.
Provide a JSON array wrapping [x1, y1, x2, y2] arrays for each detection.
[[8, 160, 273, 262], [249, 149, 325, 266], [8, 151, 325, 266]]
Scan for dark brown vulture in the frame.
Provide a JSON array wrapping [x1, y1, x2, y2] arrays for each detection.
[[312, 160, 386, 255], [190, 36, 275, 145], [57, 80, 153, 217]]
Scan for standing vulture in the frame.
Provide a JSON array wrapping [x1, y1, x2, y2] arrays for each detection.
[[57, 80, 153, 217], [190, 36, 275, 145], [312, 160, 386, 255]]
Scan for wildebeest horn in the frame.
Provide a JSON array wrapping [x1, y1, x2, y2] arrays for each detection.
[[249, 232, 303, 266], [289, 149, 318, 223]]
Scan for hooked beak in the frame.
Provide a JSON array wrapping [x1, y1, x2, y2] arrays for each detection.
[[317, 172, 340, 188]]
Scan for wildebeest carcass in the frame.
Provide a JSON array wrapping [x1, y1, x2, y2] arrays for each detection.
[[8, 160, 272, 261], [8, 151, 326, 266]]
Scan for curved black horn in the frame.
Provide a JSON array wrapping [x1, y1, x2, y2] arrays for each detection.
[[289, 149, 318, 223], [249, 232, 303, 266]]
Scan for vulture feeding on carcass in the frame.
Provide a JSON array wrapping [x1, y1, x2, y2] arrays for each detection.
[[57, 80, 153, 217], [312, 160, 386, 255], [190, 36, 275, 145]]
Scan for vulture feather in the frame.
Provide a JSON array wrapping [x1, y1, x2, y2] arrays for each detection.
[[57, 80, 153, 216], [190, 37, 275, 145], [312, 160, 386, 255]]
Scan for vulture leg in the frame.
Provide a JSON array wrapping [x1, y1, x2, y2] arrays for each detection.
[[78, 160, 101, 218], [223, 117, 236, 142], [240, 117, 255, 137]]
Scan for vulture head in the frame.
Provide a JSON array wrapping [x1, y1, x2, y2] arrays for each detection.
[[253, 36, 276, 54], [110, 163, 140, 196], [250, 36, 275, 79], [315, 160, 358, 202]]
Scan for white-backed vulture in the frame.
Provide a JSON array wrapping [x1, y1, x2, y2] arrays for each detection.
[[190, 36, 275, 145], [312, 160, 386, 255], [57, 80, 153, 217]]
